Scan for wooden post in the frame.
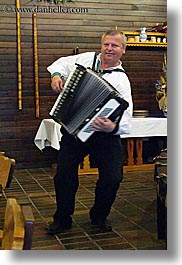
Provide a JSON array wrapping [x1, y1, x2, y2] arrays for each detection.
[[32, 13, 40, 118], [16, 0, 22, 110]]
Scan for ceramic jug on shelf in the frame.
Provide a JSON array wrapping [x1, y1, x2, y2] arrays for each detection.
[[140, 27, 147, 42]]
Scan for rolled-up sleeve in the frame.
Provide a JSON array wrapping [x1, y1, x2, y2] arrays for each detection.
[[47, 52, 96, 78]]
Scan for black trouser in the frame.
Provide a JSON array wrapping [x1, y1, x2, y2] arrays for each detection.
[[53, 132, 123, 225]]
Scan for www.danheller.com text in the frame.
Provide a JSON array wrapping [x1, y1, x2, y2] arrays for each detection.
[[3, 5, 88, 14]]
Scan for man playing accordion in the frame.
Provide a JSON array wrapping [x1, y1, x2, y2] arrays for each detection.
[[46, 30, 133, 234]]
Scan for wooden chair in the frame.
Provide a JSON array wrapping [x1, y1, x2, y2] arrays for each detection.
[[0, 184, 2, 198], [0, 152, 16, 189], [153, 148, 167, 243], [0, 198, 34, 250]]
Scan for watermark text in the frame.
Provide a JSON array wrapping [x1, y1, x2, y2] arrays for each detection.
[[3, 5, 88, 14]]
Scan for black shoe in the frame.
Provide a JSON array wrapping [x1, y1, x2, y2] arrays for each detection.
[[46, 222, 72, 235], [91, 220, 112, 232]]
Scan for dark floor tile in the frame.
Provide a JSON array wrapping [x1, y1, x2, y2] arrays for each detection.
[[89, 231, 120, 241], [96, 236, 126, 246], [61, 235, 91, 245], [64, 241, 100, 250], [101, 243, 135, 250]]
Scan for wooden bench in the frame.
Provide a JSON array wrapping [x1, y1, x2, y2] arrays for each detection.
[[153, 148, 167, 242], [0, 198, 34, 250], [0, 152, 16, 189], [0, 184, 2, 198]]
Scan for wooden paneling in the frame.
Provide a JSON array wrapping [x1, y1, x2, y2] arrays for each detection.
[[0, 0, 167, 168]]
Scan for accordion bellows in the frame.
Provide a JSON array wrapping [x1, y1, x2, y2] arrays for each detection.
[[50, 64, 129, 142]]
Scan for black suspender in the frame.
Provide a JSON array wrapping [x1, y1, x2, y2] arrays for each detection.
[[101, 68, 128, 78], [92, 53, 128, 78], [92, 52, 97, 71]]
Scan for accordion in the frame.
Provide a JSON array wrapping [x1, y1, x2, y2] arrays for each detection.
[[50, 64, 129, 142]]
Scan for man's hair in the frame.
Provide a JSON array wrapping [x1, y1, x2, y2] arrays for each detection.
[[101, 30, 127, 47]]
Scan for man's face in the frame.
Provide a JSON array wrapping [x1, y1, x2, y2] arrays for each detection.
[[101, 34, 126, 65]]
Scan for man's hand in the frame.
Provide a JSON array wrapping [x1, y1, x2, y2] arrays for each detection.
[[93, 117, 116, 133], [51, 75, 64, 93]]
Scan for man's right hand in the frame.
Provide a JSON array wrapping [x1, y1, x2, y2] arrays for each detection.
[[51, 75, 64, 93]]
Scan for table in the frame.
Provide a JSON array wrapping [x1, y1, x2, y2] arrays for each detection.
[[120, 117, 167, 170], [34, 118, 167, 173]]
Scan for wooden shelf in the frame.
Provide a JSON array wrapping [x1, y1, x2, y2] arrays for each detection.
[[126, 42, 167, 47], [124, 31, 167, 37], [124, 31, 167, 48]]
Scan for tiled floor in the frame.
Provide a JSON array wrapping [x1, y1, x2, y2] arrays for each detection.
[[0, 168, 166, 250]]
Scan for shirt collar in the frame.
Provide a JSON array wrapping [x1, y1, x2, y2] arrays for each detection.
[[95, 53, 123, 73]]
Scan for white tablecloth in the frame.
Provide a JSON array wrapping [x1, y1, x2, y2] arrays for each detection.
[[34, 118, 167, 151], [121, 117, 167, 138]]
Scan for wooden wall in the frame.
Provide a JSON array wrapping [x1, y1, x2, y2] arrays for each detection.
[[0, 0, 167, 168]]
